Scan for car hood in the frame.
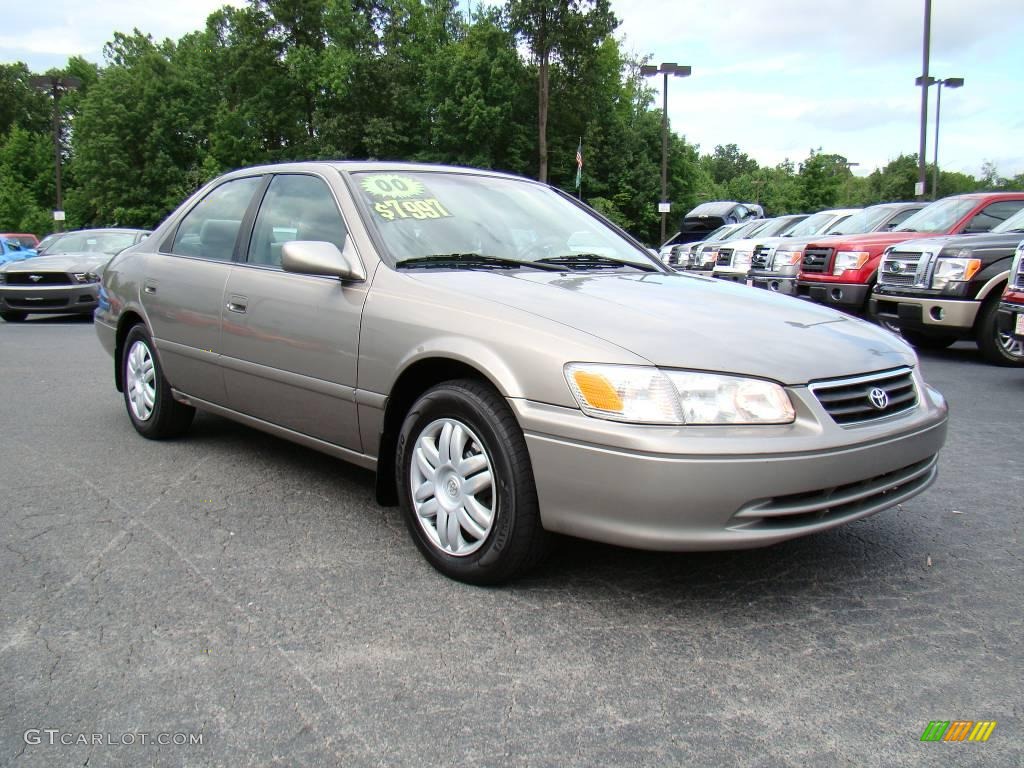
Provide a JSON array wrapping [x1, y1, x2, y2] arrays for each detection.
[[406, 270, 915, 385], [0, 252, 111, 273]]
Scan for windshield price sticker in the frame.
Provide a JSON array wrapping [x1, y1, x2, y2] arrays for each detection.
[[360, 174, 453, 222], [360, 174, 426, 199], [373, 198, 451, 222]]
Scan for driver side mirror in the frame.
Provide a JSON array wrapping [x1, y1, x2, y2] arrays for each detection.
[[282, 237, 366, 282]]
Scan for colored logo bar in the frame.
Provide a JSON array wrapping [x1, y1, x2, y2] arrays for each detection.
[[920, 721, 997, 742]]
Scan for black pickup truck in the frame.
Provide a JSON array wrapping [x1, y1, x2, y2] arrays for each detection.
[[870, 206, 1024, 366]]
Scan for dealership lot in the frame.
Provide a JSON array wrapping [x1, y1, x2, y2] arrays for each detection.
[[1, 318, 1021, 767]]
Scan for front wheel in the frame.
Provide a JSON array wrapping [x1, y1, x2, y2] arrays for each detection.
[[122, 325, 195, 438], [396, 379, 548, 584], [976, 296, 1024, 366]]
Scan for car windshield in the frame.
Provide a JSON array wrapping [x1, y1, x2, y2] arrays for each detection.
[[704, 224, 739, 243], [44, 231, 137, 255], [894, 197, 976, 233], [786, 212, 841, 238], [2, 238, 24, 251], [36, 234, 63, 253], [991, 207, 1024, 233], [760, 216, 805, 237], [8, 235, 35, 248], [354, 171, 659, 271], [827, 206, 895, 236]]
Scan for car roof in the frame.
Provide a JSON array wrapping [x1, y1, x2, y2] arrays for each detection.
[[219, 160, 530, 184]]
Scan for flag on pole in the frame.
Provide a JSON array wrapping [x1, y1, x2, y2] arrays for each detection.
[[575, 138, 583, 190]]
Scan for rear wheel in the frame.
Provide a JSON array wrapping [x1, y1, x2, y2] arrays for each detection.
[[122, 324, 195, 438], [900, 329, 955, 351], [976, 295, 1024, 366], [1, 311, 27, 322], [396, 379, 548, 584]]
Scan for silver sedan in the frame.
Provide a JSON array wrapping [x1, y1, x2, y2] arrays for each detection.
[[96, 163, 948, 583]]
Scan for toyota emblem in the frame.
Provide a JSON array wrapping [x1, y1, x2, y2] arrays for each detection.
[[869, 388, 889, 410]]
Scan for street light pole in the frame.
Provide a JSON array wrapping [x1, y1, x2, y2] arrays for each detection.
[[29, 74, 81, 232], [641, 62, 691, 243], [917, 0, 932, 199], [931, 77, 964, 200], [661, 71, 668, 242]]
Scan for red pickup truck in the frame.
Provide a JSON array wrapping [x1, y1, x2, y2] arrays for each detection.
[[795, 192, 1024, 315]]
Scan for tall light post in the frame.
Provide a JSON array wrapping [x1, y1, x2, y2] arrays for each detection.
[[916, 0, 932, 199], [931, 77, 964, 199], [29, 74, 81, 232], [640, 62, 691, 243]]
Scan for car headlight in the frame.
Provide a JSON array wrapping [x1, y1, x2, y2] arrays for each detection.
[[832, 251, 871, 275], [72, 272, 101, 283], [564, 364, 795, 425], [1010, 247, 1024, 291], [773, 250, 803, 267], [931, 257, 982, 290], [733, 249, 753, 266]]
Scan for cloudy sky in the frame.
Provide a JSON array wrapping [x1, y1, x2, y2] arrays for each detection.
[[2, 0, 1021, 178]]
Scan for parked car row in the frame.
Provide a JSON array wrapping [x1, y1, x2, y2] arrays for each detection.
[[672, 192, 1024, 366]]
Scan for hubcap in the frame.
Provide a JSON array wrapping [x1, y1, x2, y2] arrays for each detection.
[[126, 340, 156, 421], [998, 329, 1024, 360], [410, 418, 495, 557]]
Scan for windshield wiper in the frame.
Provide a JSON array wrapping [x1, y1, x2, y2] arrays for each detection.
[[396, 254, 562, 271], [535, 253, 658, 272]]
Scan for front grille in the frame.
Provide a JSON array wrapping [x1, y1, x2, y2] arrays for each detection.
[[1013, 244, 1024, 289], [801, 247, 832, 273], [751, 245, 772, 270], [731, 455, 937, 531], [716, 248, 733, 267], [811, 368, 918, 425], [7, 297, 69, 308], [878, 249, 925, 287], [4, 272, 72, 286]]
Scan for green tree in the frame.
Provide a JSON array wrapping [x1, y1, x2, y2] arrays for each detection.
[[508, 0, 616, 182], [705, 143, 759, 186]]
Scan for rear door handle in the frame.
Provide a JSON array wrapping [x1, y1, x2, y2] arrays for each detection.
[[143, 280, 158, 294], [226, 295, 248, 314]]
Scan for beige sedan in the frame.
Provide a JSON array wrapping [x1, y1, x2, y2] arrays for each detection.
[[96, 162, 948, 583]]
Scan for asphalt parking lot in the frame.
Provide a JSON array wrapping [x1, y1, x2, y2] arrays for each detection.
[[0, 317, 1021, 767]]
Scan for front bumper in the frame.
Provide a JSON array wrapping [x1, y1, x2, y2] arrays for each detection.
[[511, 378, 948, 551], [869, 292, 980, 333], [712, 269, 751, 284], [797, 281, 871, 311], [749, 266, 799, 295], [997, 299, 1024, 341], [0, 284, 99, 315]]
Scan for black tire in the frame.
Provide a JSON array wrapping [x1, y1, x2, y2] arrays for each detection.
[[976, 295, 1024, 367], [121, 324, 195, 438], [1, 311, 27, 322], [900, 329, 955, 351], [396, 379, 548, 585]]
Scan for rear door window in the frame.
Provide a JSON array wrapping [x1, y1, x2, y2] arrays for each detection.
[[170, 177, 262, 261]]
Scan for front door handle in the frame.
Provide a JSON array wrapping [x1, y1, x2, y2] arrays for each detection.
[[226, 294, 248, 314], [143, 280, 158, 294]]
